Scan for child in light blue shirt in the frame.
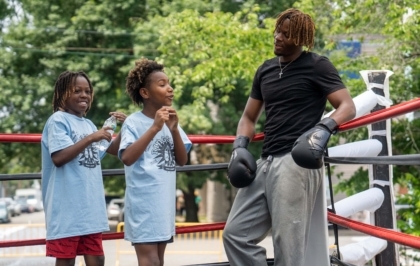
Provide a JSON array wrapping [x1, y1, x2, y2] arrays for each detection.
[[119, 58, 191, 265], [41, 71, 126, 266]]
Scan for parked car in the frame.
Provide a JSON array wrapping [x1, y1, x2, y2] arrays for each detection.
[[15, 188, 43, 211], [118, 206, 125, 223], [105, 195, 122, 207], [0, 197, 21, 217], [107, 198, 124, 221], [0, 201, 11, 223], [15, 198, 34, 213]]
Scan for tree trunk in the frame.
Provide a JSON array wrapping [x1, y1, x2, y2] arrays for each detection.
[[184, 184, 199, 222]]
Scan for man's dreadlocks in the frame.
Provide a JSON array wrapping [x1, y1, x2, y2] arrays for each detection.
[[274, 8, 315, 50]]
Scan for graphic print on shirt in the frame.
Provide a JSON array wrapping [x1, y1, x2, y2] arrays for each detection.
[[72, 132, 100, 168], [151, 135, 176, 171]]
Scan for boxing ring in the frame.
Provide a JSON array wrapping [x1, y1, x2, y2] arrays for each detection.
[[1, 70, 420, 265]]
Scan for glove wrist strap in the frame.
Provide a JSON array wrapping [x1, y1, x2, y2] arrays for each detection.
[[317, 117, 338, 134], [233, 135, 250, 149]]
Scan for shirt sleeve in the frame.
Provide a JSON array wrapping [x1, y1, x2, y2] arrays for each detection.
[[118, 121, 138, 160], [250, 65, 263, 101], [178, 125, 192, 153], [47, 118, 74, 155], [313, 56, 346, 96]]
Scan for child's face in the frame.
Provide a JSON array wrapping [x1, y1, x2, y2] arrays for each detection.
[[145, 71, 174, 107], [64, 76, 92, 117]]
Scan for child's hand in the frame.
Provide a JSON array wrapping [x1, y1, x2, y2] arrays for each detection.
[[110, 111, 127, 123], [153, 106, 174, 131], [164, 106, 178, 131], [92, 127, 113, 142]]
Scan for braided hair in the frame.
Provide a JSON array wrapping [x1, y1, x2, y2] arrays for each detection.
[[274, 8, 315, 51], [125, 58, 164, 106], [52, 71, 94, 115]]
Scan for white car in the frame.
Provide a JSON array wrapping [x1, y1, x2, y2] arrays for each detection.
[[107, 199, 124, 221], [0, 201, 11, 223], [0, 197, 21, 217], [15, 188, 43, 212]]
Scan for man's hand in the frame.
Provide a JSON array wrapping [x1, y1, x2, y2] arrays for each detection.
[[227, 136, 257, 188], [291, 117, 338, 169]]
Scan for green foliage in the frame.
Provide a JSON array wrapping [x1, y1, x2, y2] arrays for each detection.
[[151, 8, 273, 134], [392, 118, 420, 235], [334, 167, 369, 197], [2, 0, 420, 228], [396, 169, 420, 236], [147, 0, 214, 16], [0, 0, 12, 31], [0, 0, 146, 192], [219, 0, 295, 18]]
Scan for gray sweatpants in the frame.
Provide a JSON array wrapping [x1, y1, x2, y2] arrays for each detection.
[[223, 153, 326, 266]]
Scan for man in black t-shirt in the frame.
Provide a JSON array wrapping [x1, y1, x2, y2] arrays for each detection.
[[223, 8, 356, 266]]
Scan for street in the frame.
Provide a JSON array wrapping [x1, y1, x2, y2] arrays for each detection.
[[1, 211, 418, 266]]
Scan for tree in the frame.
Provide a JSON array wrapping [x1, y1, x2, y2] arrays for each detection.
[[0, 0, 147, 194], [0, 0, 12, 31]]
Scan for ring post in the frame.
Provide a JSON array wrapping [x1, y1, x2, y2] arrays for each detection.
[[360, 70, 398, 266]]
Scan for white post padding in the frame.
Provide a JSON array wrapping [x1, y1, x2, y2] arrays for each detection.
[[328, 188, 384, 218], [361, 70, 398, 266], [351, 90, 379, 118], [340, 237, 388, 266], [324, 89, 392, 119], [328, 139, 382, 158]]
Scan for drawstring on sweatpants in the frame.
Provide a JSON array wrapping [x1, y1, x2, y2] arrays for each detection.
[[263, 155, 273, 173]]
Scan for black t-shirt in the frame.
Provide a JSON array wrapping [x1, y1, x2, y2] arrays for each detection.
[[250, 52, 345, 157]]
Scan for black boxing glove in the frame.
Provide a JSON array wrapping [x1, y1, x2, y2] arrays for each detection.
[[291, 117, 338, 169], [227, 136, 257, 188]]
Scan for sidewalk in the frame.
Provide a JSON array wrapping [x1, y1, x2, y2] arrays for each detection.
[[0, 221, 415, 266], [104, 227, 369, 266]]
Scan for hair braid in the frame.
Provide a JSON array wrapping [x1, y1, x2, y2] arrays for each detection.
[[52, 71, 94, 115], [274, 8, 315, 50], [125, 58, 164, 106]]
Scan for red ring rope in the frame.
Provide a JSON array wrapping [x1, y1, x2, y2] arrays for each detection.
[[2, 218, 420, 250], [328, 212, 420, 249], [0, 222, 226, 248], [338, 97, 420, 132], [1, 98, 419, 143]]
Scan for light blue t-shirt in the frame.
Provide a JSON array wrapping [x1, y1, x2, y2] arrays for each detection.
[[41, 111, 109, 240], [119, 111, 192, 243]]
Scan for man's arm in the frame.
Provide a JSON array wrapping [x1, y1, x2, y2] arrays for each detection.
[[236, 97, 264, 138], [291, 88, 356, 169], [327, 88, 356, 125], [227, 97, 264, 188]]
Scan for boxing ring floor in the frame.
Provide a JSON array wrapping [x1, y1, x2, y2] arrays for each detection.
[[1, 211, 398, 266]]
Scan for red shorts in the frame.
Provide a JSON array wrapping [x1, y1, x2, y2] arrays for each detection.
[[46, 233, 104, 259]]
